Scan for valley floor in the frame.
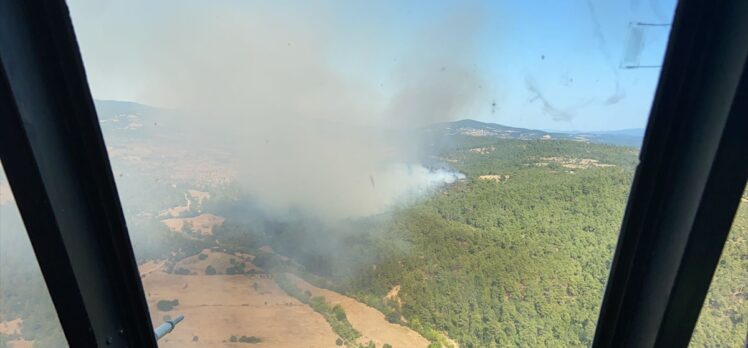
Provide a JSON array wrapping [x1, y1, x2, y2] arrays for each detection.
[[287, 273, 430, 348], [140, 250, 428, 347]]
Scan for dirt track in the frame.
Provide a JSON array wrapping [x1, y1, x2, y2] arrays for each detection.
[[141, 251, 339, 347], [139, 250, 431, 347], [287, 274, 430, 348]]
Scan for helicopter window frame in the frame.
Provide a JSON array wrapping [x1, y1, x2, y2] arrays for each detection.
[[0, 0, 746, 347]]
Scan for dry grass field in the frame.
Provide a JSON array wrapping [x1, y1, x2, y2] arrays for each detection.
[[139, 250, 430, 347]]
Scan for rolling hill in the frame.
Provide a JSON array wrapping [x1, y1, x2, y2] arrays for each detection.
[[427, 119, 644, 147]]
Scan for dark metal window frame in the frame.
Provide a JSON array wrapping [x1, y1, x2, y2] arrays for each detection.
[[0, 0, 745, 347], [0, 0, 156, 347], [593, 0, 748, 347]]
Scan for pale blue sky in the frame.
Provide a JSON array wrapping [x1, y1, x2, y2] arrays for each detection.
[[69, 0, 677, 131]]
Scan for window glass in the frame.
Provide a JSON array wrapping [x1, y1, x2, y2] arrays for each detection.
[[0, 162, 67, 347], [689, 185, 748, 347], [66, 1, 685, 347]]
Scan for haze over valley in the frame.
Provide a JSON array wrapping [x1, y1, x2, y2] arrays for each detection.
[[2, 1, 745, 347], [2, 99, 743, 347]]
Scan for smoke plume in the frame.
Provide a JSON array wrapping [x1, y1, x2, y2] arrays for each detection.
[[72, 1, 486, 220]]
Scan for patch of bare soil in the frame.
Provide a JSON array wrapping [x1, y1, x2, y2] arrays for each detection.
[[139, 260, 167, 279], [384, 285, 403, 309], [0, 181, 13, 205], [162, 213, 225, 236], [6, 340, 33, 348], [286, 274, 430, 348], [173, 249, 262, 275], [468, 146, 495, 154], [535, 157, 615, 169], [162, 205, 190, 218], [141, 252, 339, 347], [159, 194, 192, 218], [0, 318, 22, 335], [159, 189, 211, 220], [187, 190, 210, 205], [478, 174, 510, 183]]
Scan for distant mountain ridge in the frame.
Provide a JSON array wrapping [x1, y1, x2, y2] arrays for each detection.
[[431, 119, 644, 147], [92, 100, 644, 147], [94, 99, 178, 139], [94, 99, 160, 116]]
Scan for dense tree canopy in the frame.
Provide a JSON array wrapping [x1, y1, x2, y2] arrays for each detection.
[[1, 138, 744, 348]]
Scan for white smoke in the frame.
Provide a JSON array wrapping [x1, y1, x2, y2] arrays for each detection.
[[68, 0, 486, 221], [362, 164, 465, 216]]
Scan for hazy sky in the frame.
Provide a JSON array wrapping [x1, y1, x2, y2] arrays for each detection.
[[68, 0, 676, 131]]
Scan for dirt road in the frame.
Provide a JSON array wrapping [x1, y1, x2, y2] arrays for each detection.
[[140, 251, 339, 347], [287, 273, 430, 348]]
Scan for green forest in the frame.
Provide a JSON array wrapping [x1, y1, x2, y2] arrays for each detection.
[[1, 136, 745, 347], [257, 139, 636, 347], [245, 139, 746, 347]]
